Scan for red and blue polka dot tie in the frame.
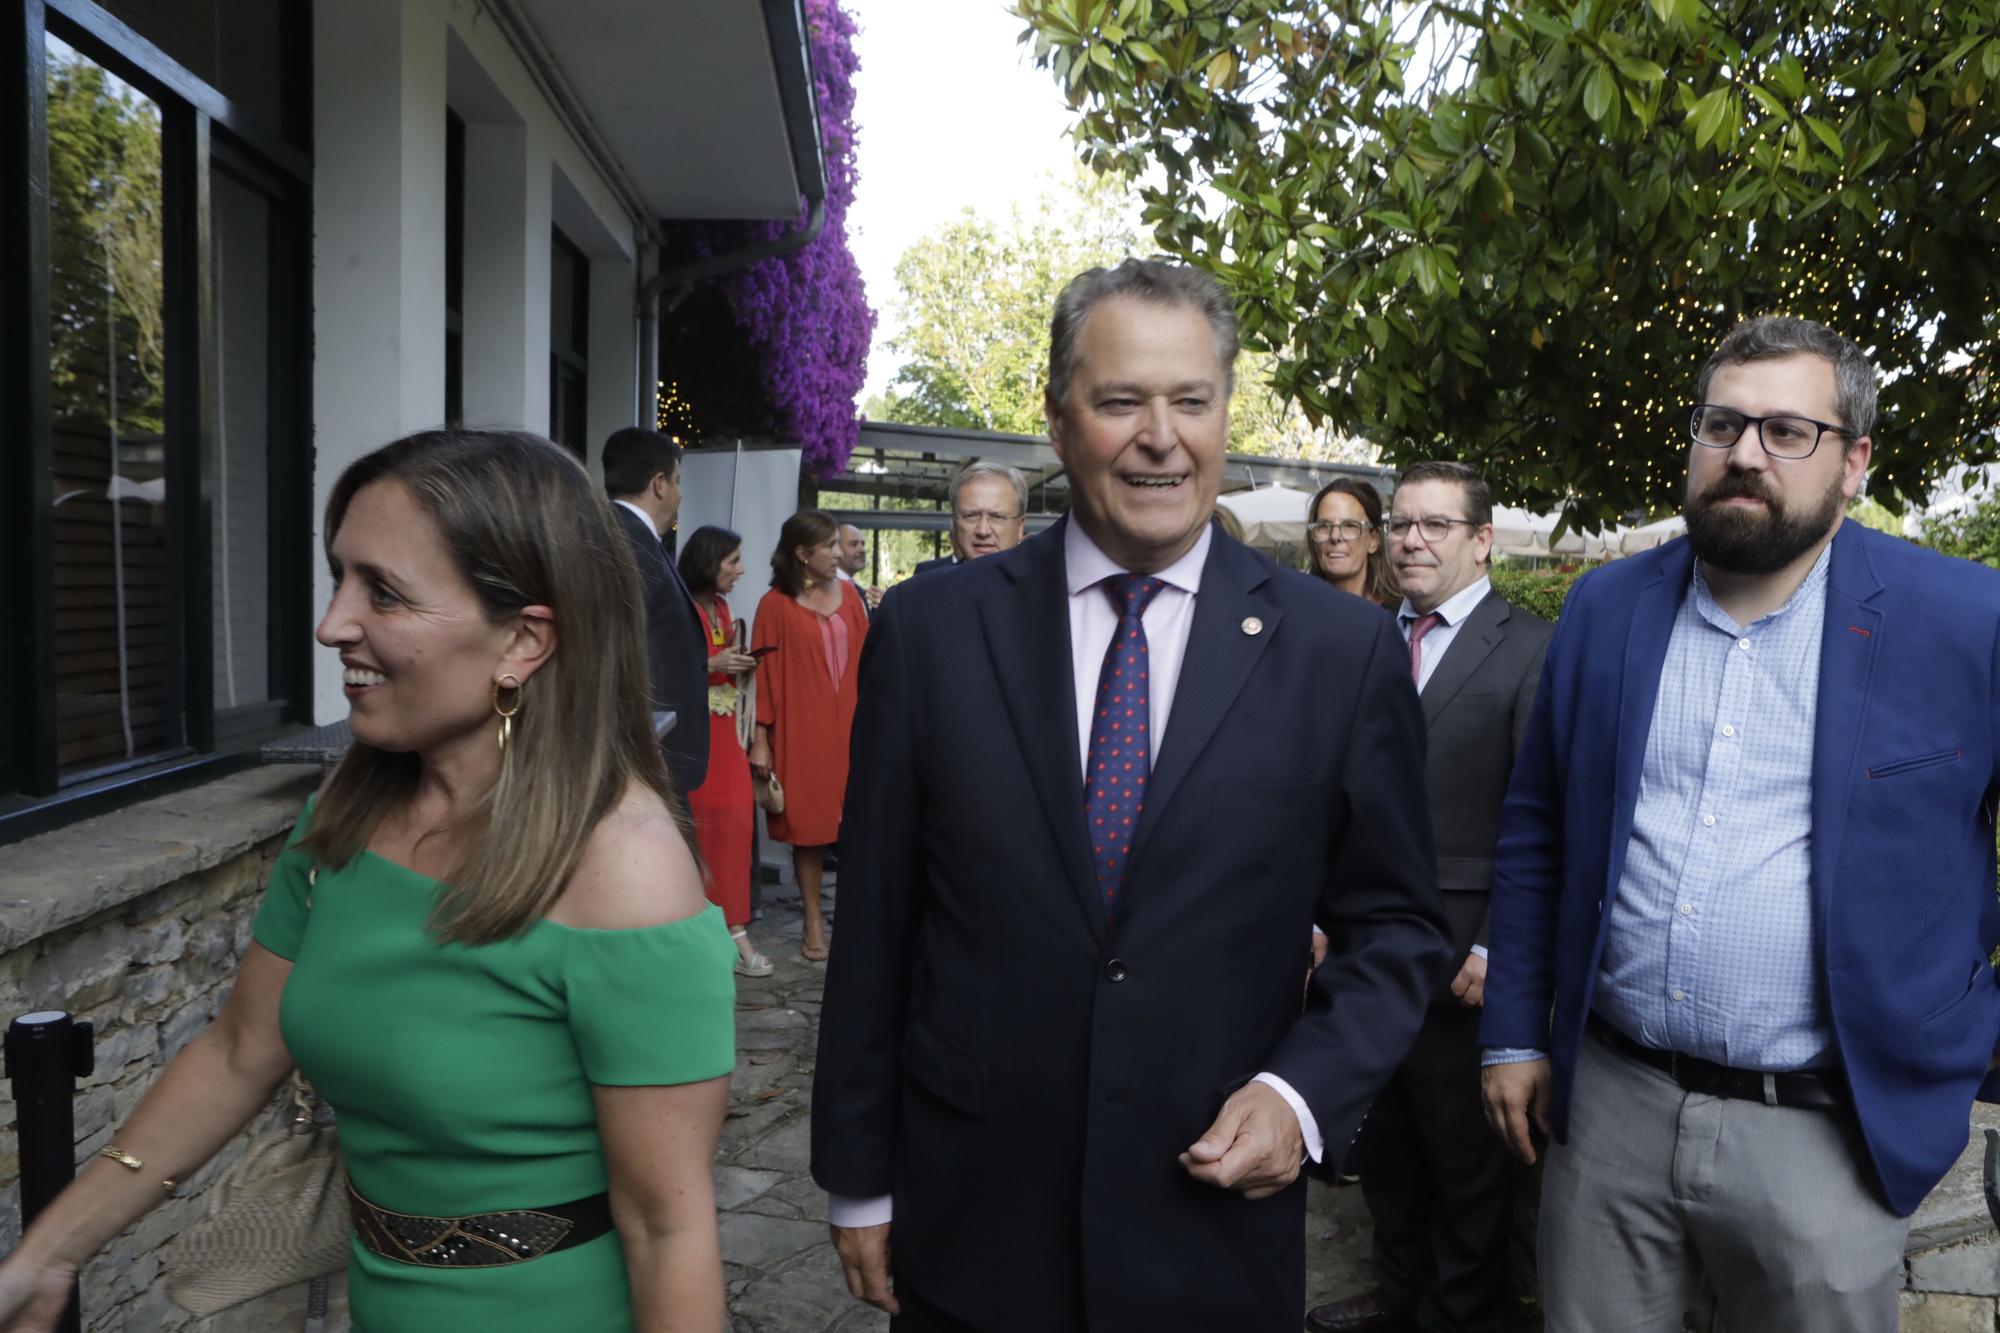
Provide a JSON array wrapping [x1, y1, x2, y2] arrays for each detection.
[[1086, 573, 1166, 917]]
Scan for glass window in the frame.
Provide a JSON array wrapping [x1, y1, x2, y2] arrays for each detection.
[[549, 227, 588, 458], [46, 34, 173, 779], [209, 167, 271, 711], [93, 0, 289, 135]]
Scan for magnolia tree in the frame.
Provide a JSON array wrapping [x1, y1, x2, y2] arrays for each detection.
[[872, 169, 1374, 461], [1013, 0, 2000, 526]]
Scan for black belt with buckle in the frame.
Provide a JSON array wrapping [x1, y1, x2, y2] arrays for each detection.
[[1587, 1013, 1846, 1110]]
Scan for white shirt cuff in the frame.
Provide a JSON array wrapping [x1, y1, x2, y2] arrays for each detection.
[[826, 1192, 894, 1228], [1481, 1047, 1548, 1067], [1250, 1072, 1323, 1163], [1469, 944, 1488, 959]]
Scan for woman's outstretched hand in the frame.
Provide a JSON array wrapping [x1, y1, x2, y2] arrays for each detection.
[[0, 1255, 78, 1333]]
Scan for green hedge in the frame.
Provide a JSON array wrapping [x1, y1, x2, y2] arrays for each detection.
[[1488, 564, 1589, 621]]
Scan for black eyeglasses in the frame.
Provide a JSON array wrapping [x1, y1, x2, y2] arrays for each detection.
[[1384, 515, 1478, 542], [1308, 520, 1372, 543], [1688, 404, 1850, 460]]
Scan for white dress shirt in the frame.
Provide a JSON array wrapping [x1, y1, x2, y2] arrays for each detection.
[[1397, 574, 1491, 694], [612, 497, 660, 541], [827, 521, 1322, 1230]]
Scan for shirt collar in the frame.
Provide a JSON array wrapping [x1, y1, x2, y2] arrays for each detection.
[[1065, 517, 1212, 598], [1689, 541, 1832, 634], [612, 498, 660, 540], [1398, 574, 1492, 628]]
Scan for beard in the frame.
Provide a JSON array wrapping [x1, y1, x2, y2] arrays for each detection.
[[1683, 466, 1844, 575]]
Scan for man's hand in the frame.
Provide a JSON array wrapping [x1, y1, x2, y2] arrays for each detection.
[[830, 1222, 900, 1315], [864, 585, 884, 611], [1179, 1080, 1304, 1199], [1480, 1058, 1553, 1165], [1310, 928, 1329, 971], [1449, 952, 1487, 1007]]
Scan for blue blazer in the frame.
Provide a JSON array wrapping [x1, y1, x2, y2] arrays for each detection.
[[1481, 521, 2000, 1216], [813, 518, 1451, 1331]]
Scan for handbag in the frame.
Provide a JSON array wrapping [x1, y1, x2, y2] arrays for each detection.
[[166, 866, 351, 1315], [751, 768, 785, 815], [166, 1072, 350, 1314]]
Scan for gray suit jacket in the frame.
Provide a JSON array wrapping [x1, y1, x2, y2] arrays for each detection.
[[1419, 587, 1552, 969]]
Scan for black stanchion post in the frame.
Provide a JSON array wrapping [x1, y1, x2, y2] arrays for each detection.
[[6, 1010, 94, 1333]]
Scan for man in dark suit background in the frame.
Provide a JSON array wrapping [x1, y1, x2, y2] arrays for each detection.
[[603, 427, 708, 794], [811, 259, 1450, 1332], [1310, 461, 1551, 1333], [910, 461, 1029, 574]]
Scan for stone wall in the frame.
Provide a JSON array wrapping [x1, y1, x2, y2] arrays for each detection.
[[0, 766, 321, 1331]]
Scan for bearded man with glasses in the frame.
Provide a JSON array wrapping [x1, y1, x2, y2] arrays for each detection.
[[1481, 316, 2000, 1331]]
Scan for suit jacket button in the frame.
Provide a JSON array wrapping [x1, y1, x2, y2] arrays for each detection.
[[1104, 958, 1128, 982]]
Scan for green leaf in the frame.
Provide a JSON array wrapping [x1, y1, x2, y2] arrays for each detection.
[[1583, 63, 1616, 122], [1364, 209, 1416, 231], [1802, 114, 1844, 158], [1746, 83, 1788, 122], [1126, 38, 1162, 65], [1768, 51, 1805, 101], [1613, 55, 1665, 84], [1088, 42, 1117, 71], [1690, 86, 1729, 148]]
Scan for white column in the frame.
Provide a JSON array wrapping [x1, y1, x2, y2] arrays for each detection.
[[460, 123, 551, 430], [311, 0, 449, 722]]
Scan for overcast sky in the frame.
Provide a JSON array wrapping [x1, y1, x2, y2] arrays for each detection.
[[844, 0, 1083, 397]]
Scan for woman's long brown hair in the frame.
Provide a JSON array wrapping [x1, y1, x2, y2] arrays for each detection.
[[301, 430, 672, 944]]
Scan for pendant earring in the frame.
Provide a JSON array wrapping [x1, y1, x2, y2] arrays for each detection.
[[492, 674, 523, 752]]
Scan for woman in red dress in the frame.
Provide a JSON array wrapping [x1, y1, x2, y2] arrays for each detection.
[[677, 525, 771, 976], [747, 510, 868, 962]]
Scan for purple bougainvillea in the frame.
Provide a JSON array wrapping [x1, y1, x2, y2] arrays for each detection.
[[705, 0, 873, 476]]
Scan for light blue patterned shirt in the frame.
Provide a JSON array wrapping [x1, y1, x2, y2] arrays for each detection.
[[1486, 544, 1835, 1070]]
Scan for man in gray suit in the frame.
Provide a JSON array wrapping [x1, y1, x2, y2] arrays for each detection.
[[1311, 461, 1552, 1333]]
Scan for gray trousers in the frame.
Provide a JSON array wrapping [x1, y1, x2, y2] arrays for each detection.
[[1540, 1029, 1908, 1333]]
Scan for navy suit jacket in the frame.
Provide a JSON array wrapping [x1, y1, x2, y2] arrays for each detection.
[[811, 519, 1450, 1332], [611, 504, 708, 794], [1481, 522, 2000, 1215]]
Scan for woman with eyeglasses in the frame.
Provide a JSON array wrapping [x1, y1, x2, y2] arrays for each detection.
[[1306, 478, 1400, 607]]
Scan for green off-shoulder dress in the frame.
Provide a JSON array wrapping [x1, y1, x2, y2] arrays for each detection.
[[252, 801, 736, 1333]]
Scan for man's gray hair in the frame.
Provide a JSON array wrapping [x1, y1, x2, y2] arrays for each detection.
[[949, 460, 1029, 516], [1046, 258, 1241, 408], [1698, 316, 1878, 440]]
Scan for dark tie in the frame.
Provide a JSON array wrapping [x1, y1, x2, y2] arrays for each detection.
[[1407, 611, 1443, 685], [1085, 573, 1167, 916]]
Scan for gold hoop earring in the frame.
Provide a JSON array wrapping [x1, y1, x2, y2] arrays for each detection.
[[492, 674, 523, 752]]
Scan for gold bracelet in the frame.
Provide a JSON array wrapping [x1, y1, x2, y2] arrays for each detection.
[[100, 1146, 143, 1171]]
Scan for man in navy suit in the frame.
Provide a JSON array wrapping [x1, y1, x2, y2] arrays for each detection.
[[811, 259, 1450, 1332], [1481, 316, 2000, 1331], [603, 427, 708, 794]]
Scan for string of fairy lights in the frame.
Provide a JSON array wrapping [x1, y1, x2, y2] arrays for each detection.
[[656, 378, 694, 439]]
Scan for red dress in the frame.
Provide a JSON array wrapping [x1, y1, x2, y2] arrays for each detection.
[[686, 597, 754, 926], [751, 581, 868, 847]]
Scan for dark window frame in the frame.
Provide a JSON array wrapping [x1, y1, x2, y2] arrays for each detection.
[[1, 0, 313, 844], [548, 223, 588, 458]]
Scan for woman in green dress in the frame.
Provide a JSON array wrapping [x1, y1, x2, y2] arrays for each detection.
[[0, 430, 736, 1332]]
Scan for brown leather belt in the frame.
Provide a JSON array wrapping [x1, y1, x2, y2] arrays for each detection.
[[1588, 1013, 1846, 1110], [348, 1181, 614, 1268]]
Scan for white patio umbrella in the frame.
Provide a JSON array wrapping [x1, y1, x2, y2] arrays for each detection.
[[1612, 515, 1687, 553], [1216, 484, 1316, 548]]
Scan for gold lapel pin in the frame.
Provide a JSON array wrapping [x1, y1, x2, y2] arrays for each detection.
[[1241, 616, 1264, 636]]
